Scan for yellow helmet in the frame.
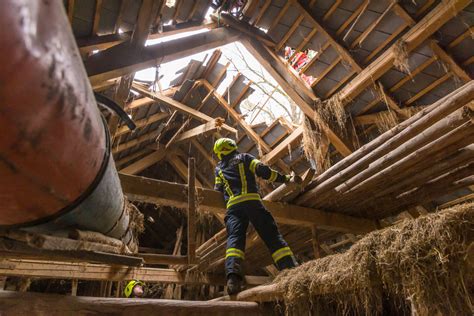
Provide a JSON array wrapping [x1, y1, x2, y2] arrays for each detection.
[[213, 138, 237, 160], [124, 280, 144, 298]]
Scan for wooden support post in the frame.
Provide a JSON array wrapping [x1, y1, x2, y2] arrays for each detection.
[[71, 279, 78, 296], [188, 158, 197, 264], [311, 226, 321, 259]]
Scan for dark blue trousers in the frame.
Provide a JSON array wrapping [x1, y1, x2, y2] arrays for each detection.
[[224, 200, 297, 278]]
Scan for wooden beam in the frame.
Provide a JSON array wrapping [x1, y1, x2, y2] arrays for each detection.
[[187, 158, 197, 264], [389, 56, 437, 93], [119, 174, 378, 234], [92, 0, 103, 35], [268, 1, 292, 32], [0, 259, 268, 286], [430, 41, 471, 82], [119, 150, 167, 175], [167, 154, 204, 188], [336, 0, 471, 106], [336, 0, 369, 36], [200, 80, 272, 153], [190, 139, 216, 167], [253, 0, 271, 26], [85, 28, 240, 85], [114, 148, 153, 169], [132, 84, 237, 134], [275, 15, 305, 51], [173, 119, 222, 143], [323, 0, 341, 21], [405, 72, 452, 105], [262, 126, 303, 165], [116, 112, 169, 137], [79, 22, 217, 54], [0, 291, 262, 315], [112, 129, 159, 154], [212, 13, 275, 47]]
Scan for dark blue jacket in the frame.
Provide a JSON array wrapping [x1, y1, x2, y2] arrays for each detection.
[[214, 151, 287, 208]]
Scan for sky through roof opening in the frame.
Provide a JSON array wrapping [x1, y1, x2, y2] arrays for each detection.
[[136, 36, 301, 125]]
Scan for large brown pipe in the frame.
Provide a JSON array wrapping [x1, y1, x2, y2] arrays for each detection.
[[0, 1, 132, 246]]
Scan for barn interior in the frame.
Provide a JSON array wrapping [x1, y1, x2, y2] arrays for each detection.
[[0, 0, 473, 315]]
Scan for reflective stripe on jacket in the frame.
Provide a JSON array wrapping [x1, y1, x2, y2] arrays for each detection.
[[214, 152, 286, 208]]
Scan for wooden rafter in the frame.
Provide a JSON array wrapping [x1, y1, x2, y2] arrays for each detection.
[[120, 150, 167, 175], [275, 15, 305, 51], [116, 112, 169, 137], [253, 0, 271, 26], [323, 0, 342, 21], [132, 84, 237, 134], [334, 0, 471, 106]]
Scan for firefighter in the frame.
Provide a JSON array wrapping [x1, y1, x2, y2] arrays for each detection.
[[213, 138, 298, 295], [124, 280, 145, 298]]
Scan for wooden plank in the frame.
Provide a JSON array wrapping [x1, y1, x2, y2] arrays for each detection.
[[275, 15, 305, 51], [200, 80, 272, 153], [85, 28, 239, 85], [116, 112, 169, 137], [119, 150, 167, 175], [323, 0, 342, 21], [0, 260, 268, 286], [430, 41, 471, 82], [115, 148, 153, 169], [79, 22, 217, 54], [351, 1, 396, 48], [262, 126, 303, 165], [268, 1, 292, 32], [336, 0, 369, 36], [337, 0, 471, 105], [167, 154, 204, 188], [119, 174, 378, 234], [448, 27, 474, 48], [363, 23, 408, 63], [405, 72, 452, 105], [190, 139, 216, 167], [174, 120, 221, 143], [132, 84, 237, 134], [311, 56, 342, 87], [389, 56, 437, 92], [253, 0, 271, 26]]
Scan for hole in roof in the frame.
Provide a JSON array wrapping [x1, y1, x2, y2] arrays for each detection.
[[135, 35, 301, 125]]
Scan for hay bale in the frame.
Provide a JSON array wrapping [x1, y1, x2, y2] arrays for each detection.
[[275, 202, 474, 315]]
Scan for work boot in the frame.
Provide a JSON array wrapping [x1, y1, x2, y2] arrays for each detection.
[[226, 273, 242, 295], [276, 255, 299, 271]]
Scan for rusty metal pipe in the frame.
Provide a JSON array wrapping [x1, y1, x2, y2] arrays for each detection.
[[0, 1, 131, 245]]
